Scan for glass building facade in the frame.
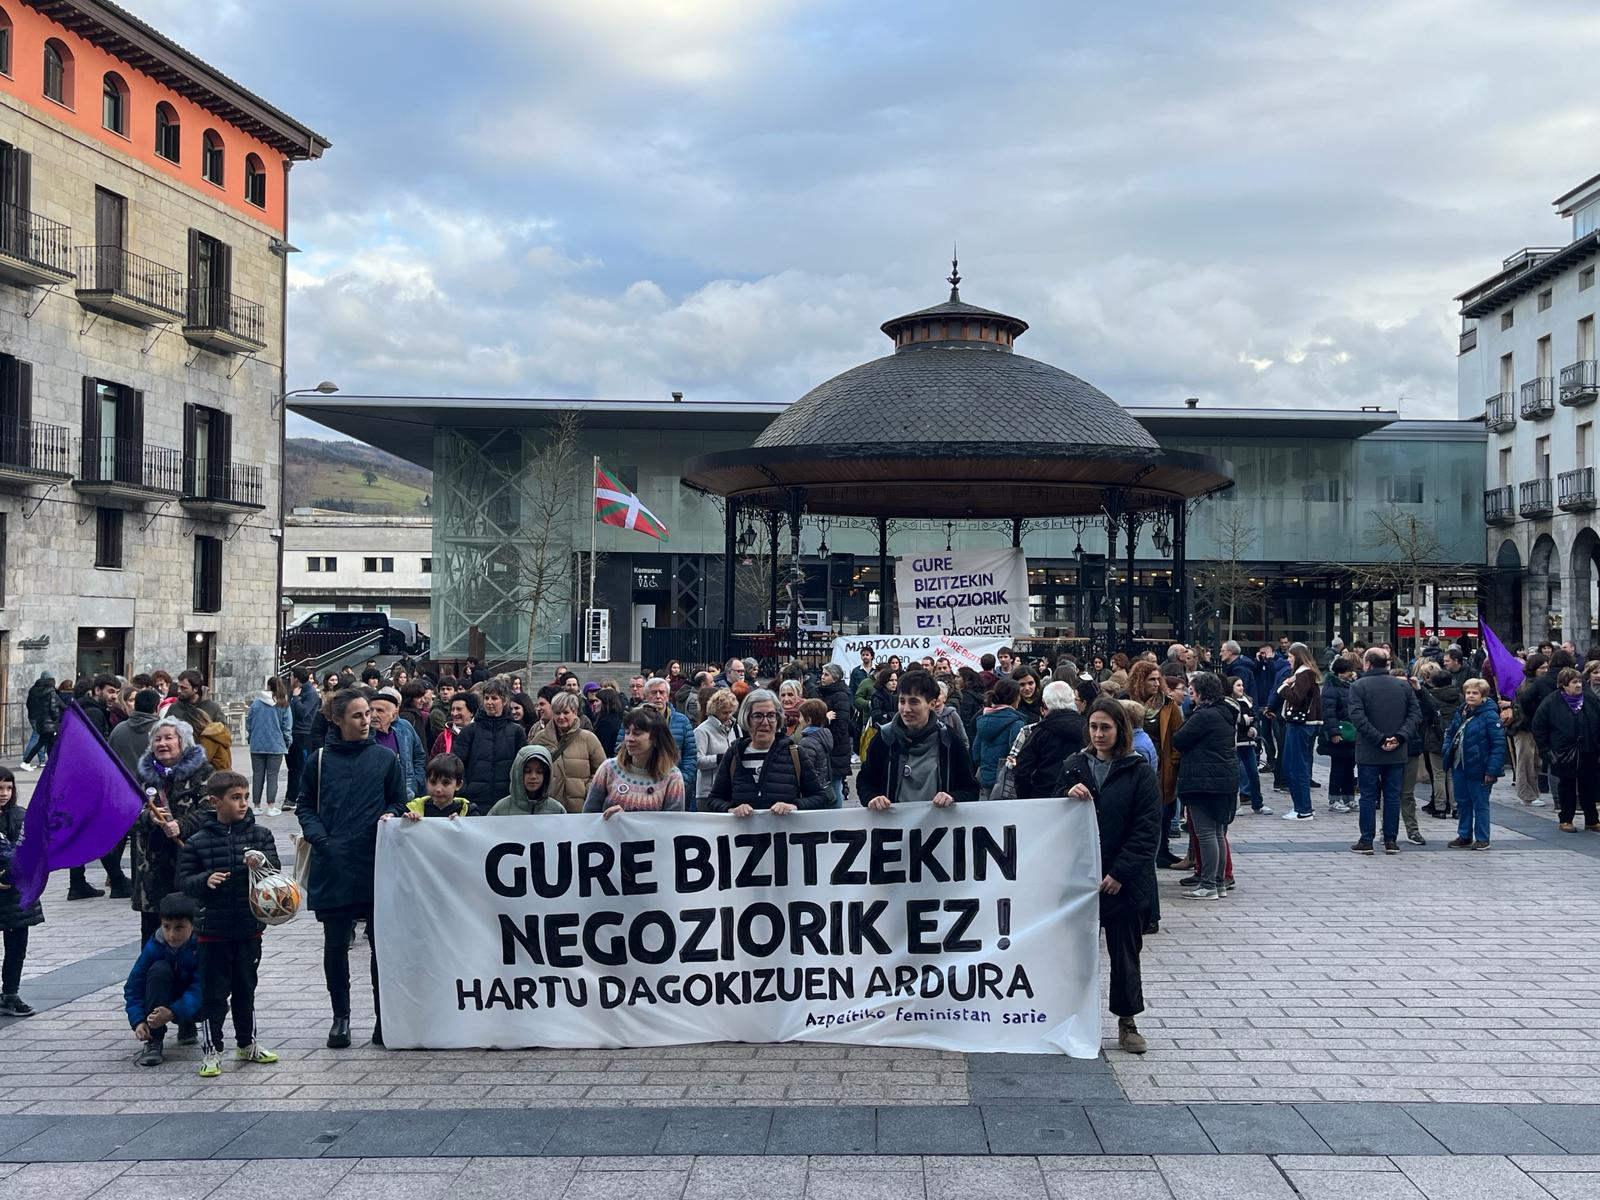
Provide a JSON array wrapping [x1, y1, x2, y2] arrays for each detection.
[[407, 404, 1487, 662]]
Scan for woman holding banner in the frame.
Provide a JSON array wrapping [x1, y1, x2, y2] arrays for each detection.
[[1051, 696, 1161, 1055], [705, 690, 829, 814], [584, 708, 687, 816]]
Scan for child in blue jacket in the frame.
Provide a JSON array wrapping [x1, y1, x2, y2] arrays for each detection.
[[1442, 677, 1507, 850], [123, 892, 203, 1067]]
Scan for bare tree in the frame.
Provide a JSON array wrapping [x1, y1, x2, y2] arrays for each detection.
[[1357, 504, 1450, 649], [1193, 505, 1263, 642], [515, 411, 584, 674]]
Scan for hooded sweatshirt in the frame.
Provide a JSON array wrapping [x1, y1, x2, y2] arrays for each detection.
[[488, 744, 566, 816]]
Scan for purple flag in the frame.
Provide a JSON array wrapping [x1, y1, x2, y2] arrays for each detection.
[[10, 702, 143, 908], [1480, 620, 1524, 701]]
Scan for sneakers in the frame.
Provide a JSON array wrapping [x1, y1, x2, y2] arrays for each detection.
[[1282, 810, 1313, 821], [235, 1043, 279, 1064], [0, 993, 34, 1017], [198, 1050, 222, 1078], [17, 761, 35, 772], [1407, 832, 1426, 846], [1525, 798, 1546, 807], [1472, 841, 1492, 851], [1253, 805, 1276, 816], [1179, 875, 1201, 887], [1350, 840, 1374, 855], [1222, 878, 1236, 893], [1447, 837, 1473, 849], [1117, 1017, 1148, 1055], [264, 804, 281, 818], [1182, 885, 1221, 900], [1330, 799, 1352, 813], [137, 1042, 164, 1067], [1383, 841, 1400, 855]]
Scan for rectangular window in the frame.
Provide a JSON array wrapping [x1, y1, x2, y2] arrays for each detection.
[[1538, 335, 1553, 377], [382, 556, 394, 572], [193, 535, 222, 613], [81, 378, 143, 484], [1500, 353, 1514, 394], [1499, 446, 1512, 485], [323, 556, 337, 572], [1581, 315, 1596, 359], [1539, 289, 1553, 312], [95, 507, 123, 569], [1501, 309, 1515, 331], [1580, 424, 1592, 469], [306, 556, 321, 573], [1579, 201, 1599, 240], [182, 403, 230, 498], [421, 557, 432, 574], [1387, 472, 1424, 504], [1582, 267, 1596, 292], [364, 556, 377, 572], [1537, 435, 1552, 479], [0, 26, 10, 77]]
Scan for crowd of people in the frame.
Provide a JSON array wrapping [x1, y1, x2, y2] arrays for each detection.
[[0, 629, 1581, 1067]]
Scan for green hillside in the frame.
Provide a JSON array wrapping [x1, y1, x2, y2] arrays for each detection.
[[286, 438, 432, 515]]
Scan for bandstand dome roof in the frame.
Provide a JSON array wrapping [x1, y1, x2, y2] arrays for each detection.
[[683, 266, 1233, 518]]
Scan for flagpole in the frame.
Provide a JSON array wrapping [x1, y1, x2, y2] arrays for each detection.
[[588, 455, 599, 663]]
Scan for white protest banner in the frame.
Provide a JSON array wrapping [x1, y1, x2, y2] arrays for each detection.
[[374, 798, 1103, 1056], [828, 633, 1008, 676], [897, 548, 1031, 640]]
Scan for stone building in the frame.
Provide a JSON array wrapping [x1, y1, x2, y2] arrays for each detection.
[[282, 508, 432, 627], [1459, 171, 1600, 644], [0, 0, 327, 744]]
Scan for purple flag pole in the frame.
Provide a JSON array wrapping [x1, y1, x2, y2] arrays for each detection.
[[1480, 620, 1524, 701], [10, 701, 144, 908]]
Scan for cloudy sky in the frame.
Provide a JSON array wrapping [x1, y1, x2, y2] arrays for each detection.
[[137, 0, 1600, 436]]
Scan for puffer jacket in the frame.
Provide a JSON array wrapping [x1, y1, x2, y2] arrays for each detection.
[[296, 730, 408, 911], [487, 744, 566, 816], [1442, 702, 1507, 780], [818, 678, 857, 779], [1424, 677, 1463, 755], [1320, 674, 1355, 756], [109, 711, 158, 778], [454, 712, 526, 816], [705, 733, 829, 812], [1171, 698, 1241, 822], [870, 686, 898, 728], [178, 810, 281, 939], [797, 724, 833, 787], [533, 724, 606, 813], [290, 683, 320, 738], [25, 677, 62, 733], [0, 803, 44, 931], [1013, 707, 1086, 799], [1052, 751, 1162, 924], [245, 695, 292, 754], [973, 706, 1027, 788], [123, 929, 202, 1028], [131, 746, 214, 914]]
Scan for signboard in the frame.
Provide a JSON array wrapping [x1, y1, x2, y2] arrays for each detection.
[[632, 565, 667, 591], [1395, 586, 1479, 633], [373, 800, 1103, 1056], [827, 634, 1010, 675], [896, 549, 1030, 639]]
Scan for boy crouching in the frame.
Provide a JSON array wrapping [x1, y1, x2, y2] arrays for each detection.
[[179, 769, 282, 1077], [123, 892, 202, 1067]]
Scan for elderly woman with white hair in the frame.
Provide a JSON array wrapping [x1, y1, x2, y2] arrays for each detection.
[[777, 679, 806, 738], [705, 688, 828, 814], [131, 716, 215, 943], [1014, 680, 1089, 799]]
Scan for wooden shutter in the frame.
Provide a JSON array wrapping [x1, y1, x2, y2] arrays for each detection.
[[13, 359, 31, 470], [218, 241, 233, 296], [182, 402, 196, 495], [80, 376, 99, 478], [186, 228, 200, 322], [214, 409, 232, 498], [12, 147, 30, 211]]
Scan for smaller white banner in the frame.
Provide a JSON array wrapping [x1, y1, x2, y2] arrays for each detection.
[[828, 634, 1009, 676], [896, 548, 1031, 640]]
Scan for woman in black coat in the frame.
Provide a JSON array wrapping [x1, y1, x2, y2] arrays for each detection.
[[0, 768, 44, 1015], [706, 689, 829, 813], [1014, 681, 1086, 798], [1170, 673, 1239, 898], [131, 718, 215, 942], [1052, 696, 1161, 1056], [297, 688, 408, 1049], [1533, 668, 1596, 831]]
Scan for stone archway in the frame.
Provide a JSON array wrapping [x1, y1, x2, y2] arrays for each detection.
[[1491, 539, 1524, 645], [1529, 534, 1562, 644], [1569, 528, 1600, 652]]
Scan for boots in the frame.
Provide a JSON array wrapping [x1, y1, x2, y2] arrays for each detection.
[[66, 868, 104, 900], [1117, 1017, 1148, 1055]]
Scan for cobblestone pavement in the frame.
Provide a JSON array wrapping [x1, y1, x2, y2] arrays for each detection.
[[4, 760, 1596, 1115], [3, 1152, 1598, 1199]]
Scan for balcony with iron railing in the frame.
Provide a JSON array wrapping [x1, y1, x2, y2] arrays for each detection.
[[1560, 359, 1598, 406], [74, 245, 184, 326], [1519, 476, 1554, 519], [181, 457, 265, 515], [1486, 392, 1517, 433], [184, 286, 266, 355], [1520, 376, 1556, 420], [0, 202, 74, 287], [0, 421, 74, 486], [1558, 466, 1597, 512], [1483, 484, 1516, 524], [73, 436, 182, 502]]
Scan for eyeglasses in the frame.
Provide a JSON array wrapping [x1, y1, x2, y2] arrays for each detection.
[[748, 711, 778, 722]]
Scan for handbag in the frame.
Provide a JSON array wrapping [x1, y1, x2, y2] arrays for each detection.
[[291, 748, 323, 886], [1549, 745, 1579, 780]]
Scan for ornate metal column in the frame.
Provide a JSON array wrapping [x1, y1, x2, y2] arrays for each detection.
[[877, 517, 890, 634], [786, 488, 805, 657], [1124, 510, 1143, 648], [1103, 490, 1123, 655], [765, 509, 781, 631], [1172, 499, 1188, 643], [721, 497, 738, 631]]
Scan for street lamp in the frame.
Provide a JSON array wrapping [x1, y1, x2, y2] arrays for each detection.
[[272, 380, 339, 415]]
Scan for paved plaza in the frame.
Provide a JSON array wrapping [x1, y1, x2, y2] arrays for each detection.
[[4, 758, 1600, 1197]]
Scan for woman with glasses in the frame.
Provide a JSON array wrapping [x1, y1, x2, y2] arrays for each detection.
[[705, 689, 828, 815]]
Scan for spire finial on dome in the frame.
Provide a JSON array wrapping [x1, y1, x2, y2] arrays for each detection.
[[947, 246, 962, 302]]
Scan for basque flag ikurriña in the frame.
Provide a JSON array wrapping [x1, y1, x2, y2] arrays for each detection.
[[9, 702, 143, 907], [595, 463, 668, 541]]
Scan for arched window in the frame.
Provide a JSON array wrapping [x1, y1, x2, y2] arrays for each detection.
[[155, 102, 180, 162], [201, 129, 224, 186], [0, 8, 14, 78], [101, 72, 128, 135], [42, 38, 72, 106], [244, 153, 266, 208]]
